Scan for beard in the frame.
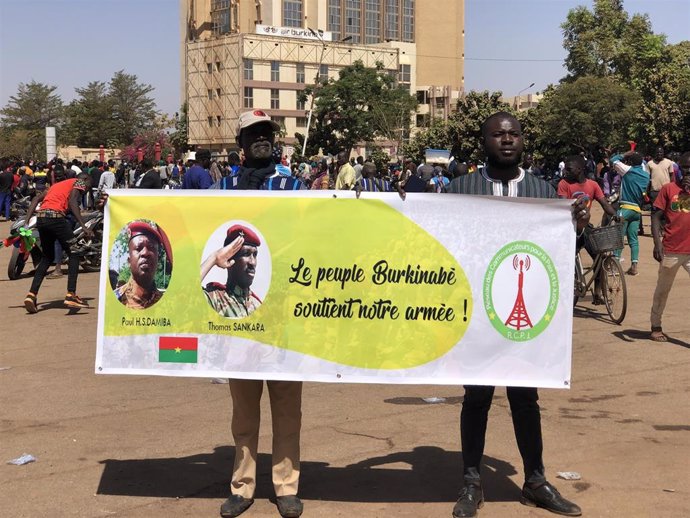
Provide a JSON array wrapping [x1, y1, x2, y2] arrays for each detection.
[[248, 141, 272, 162]]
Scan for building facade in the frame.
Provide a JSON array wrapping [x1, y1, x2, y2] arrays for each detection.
[[180, 0, 464, 154]]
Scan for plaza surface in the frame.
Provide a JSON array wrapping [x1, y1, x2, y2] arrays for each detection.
[[0, 211, 688, 518]]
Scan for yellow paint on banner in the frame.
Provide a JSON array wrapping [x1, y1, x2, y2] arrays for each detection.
[[104, 195, 472, 369]]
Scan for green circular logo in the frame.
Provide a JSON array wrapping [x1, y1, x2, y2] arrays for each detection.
[[483, 241, 558, 342]]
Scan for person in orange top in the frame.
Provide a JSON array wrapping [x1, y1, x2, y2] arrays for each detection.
[[23, 172, 93, 313]]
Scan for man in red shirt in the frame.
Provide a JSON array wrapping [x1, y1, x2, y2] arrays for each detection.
[[23, 172, 93, 313], [557, 155, 617, 218], [649, 151, 690, 341]]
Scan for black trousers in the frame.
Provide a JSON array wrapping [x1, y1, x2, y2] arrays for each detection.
[[461, 385, 546, 485], [30, 217, 79, 294]]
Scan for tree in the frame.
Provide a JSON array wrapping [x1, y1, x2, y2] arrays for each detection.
[[0, 80, 64, 130], [400, 118, 452, 165], [560, 0, 688, 152], [109, 70, 158, 145], [64, 81, 115, 148], [302, 60, 417, 155], [0, 81, 64, 159], [527, 76, 641, 165], [170, 102, 190, 154]]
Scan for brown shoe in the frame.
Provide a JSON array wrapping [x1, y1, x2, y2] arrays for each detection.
[[24, 292, 38, 314], [220, 494, 254, 517]]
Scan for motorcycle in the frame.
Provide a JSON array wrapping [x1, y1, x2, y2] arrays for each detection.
[[6, 212, 104, 280]]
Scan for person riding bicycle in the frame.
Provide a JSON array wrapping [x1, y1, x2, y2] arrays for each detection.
[[558, 155, 618, 304]]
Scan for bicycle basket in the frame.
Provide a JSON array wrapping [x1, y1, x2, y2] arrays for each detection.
[[585, 223, 624, 254]]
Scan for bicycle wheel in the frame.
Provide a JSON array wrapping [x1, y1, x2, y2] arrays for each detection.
[[600, 255, 627, 324], [573, 253, 584, 306]]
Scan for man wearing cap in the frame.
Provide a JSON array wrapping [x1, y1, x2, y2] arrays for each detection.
[[115, 221, 167, 309], [182, 149, 213, 189], [201, 224, 263, 318], [233, 110, 281, 189], [211, 110, 304, 518]]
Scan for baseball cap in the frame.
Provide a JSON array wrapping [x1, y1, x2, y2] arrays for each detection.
[[236, 110, 280, 136]]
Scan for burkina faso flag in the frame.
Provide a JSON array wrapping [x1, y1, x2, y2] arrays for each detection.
[[159, 337, 198, 363]]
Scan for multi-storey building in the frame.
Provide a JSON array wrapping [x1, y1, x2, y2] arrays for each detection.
[[180, 0, 464, 155]]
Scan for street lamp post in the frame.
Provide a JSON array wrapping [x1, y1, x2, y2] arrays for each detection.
[[515, 82, 535, 110], [301, 29, 352, 157]]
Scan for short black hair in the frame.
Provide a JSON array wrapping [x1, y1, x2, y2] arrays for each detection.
[[628, 152, 643, 166], [565, 155, 586, 168], [481, 111, 519, 136]]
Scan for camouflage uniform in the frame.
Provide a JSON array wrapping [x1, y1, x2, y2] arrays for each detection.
[[204, 283, 261, 318], [115, 278, 163, 309]]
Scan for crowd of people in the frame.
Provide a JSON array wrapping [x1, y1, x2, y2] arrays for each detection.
[[1, 108, 688, 518]]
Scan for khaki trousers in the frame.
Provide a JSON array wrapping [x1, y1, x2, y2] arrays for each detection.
[[229, 379, 302, 498], [650, 253, 690, 328]]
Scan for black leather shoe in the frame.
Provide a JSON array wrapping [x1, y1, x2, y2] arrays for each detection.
[[276, 495, 303, 518], [521, 481, 581, 516], [220, 494, 254, 518], [452, 483, 484, 517]]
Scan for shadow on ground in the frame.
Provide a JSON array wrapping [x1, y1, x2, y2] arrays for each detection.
[[613, 329, 689, 349], [97, 446, 520, 503]]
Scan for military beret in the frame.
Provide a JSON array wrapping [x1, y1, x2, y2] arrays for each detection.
[[225, 224, 261, 247]]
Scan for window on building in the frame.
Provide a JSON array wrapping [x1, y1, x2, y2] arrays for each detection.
[[416, 90, 429, 104], [402, 0, 414, 42], [211, 0, 231, 35], [327, 0, 341, 40], [215, 61, 222, 72], [271, 89, 280, 109], [208, 116, 213, 127], [207, 62, 213, 74], [296, 96, 306, 111], [398, 64, 411, 87], [435, 96, 446, 110], [296, 63, 305, 83], [345, 0, 361, 43], [283, 0, 303, 28], [319, 64, 329, 82], [216, 115, 222, 127], [216, 88, 222, 98], [208, 89, 214, 100], [244, 59, 253, 80], [385, 0, 399, 40], [416, 114, 429, 127], [365, 0, 381, 44], [296, 117, 308, 128], [244, 87, 253, 108], [271, 61, 280, 82]]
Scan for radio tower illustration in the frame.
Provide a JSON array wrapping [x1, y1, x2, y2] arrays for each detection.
[[504, 255, 533, 330]]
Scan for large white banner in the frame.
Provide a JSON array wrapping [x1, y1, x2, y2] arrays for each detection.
[[96, 191, 575, 388]]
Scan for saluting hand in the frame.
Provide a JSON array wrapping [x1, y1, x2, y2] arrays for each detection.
[[214, 235, 244, 269]]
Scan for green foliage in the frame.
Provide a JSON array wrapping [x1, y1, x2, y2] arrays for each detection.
[[108, 70, 158, 146], [401, 118, 452, 165], [560, 0, 688, 152], [0, 80, 64, 130], [170, 102, 189, 153], [367, 146, 391, 172], [0, 81, 64, 159], [527, 76, 641, 163], [303, 60, 417, 155], [64, 81, 115, 148]]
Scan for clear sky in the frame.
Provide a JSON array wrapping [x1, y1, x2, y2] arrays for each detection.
[[0, 0, 687, 117]]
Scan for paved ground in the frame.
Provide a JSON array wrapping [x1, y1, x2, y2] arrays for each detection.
[[1, 214, 688, 518]]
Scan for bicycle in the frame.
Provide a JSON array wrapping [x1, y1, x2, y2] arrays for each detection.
[[574, 222, 627, 324]]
